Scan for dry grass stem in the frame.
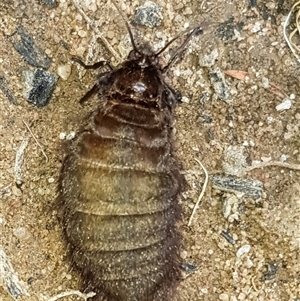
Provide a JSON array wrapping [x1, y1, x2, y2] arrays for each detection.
[[48, 290, 96, 301], [245, 161, 300, 172], [0, 183, 12, 196], [22, 120, 48, 163], [188, 158, 209, 226], [283, 1, 300, 63], [14, 137, 29, 184]]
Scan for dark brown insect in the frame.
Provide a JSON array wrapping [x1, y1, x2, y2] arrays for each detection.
[[58, 7, 201, 301]]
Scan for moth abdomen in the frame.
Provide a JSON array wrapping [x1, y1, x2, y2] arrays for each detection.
[[60, 96, 184, 300]]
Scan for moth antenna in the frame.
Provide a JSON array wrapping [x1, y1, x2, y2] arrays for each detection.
[[110, 0, 141, 54], [161, 26, 203, 73], [162, 26, 203, 73]]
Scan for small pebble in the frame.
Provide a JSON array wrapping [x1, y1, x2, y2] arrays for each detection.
[[59, 132, 66, 140], [210, 68, 230, 101], [181, 96, 190, 103], [57, 64, 71, 81], [219, 293, 229, 301], [236, 244, 251, 257], [23, 69, 57, 107], [13, 227, 30, 240], [43, 0, 57, 8], [134, 1, 163, 28], [48, 177, 55, 183], [276, 98, 292, 111], [279, 154, 288, 162], [180, 250, 188, 259], [9, 26, 52, 69], [261, 77, 269, 89], [246, 258, 254, 268], [0, 75, 18, 105], [251, 21, 261, 33], [199, 49, 219, 68], [66, 131, 76, 140], [183, 7, 193, 15]]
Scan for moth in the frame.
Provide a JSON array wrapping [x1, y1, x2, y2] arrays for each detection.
[[58, 2, 201, 300]]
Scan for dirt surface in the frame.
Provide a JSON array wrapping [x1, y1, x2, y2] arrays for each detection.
[[0, 0, 300, 300]]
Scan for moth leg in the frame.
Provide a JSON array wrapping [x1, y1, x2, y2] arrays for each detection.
[[72, 56, 114, 70], [79, 84, 99, 105]]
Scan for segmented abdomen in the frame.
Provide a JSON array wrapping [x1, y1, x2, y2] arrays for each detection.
[[60, 100, 184, 301]]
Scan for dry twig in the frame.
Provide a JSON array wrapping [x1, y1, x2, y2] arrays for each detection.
[[0, 246, 27, 299], [71, 0, 122, 63], [188, 158, 209, 226]]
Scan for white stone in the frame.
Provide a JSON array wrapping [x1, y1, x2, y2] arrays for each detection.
[[219, 293, 229, 301], [66, 131, 76, 140], [261, 77, 269, 88], [236, 244, 251, 257], [181, 96, 190, 103], [57, 64, 72, 81], [59, 132, 66, 140], [280, 154, 288, 162], [48, 177, 55, 183], [276, 98, 292, 111]]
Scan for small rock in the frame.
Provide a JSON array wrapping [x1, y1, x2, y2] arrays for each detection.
[[212, 175, 263, 200], [59, 132, 66, 140], [219, 293, 229, 301], [199, 48, 218, 67], [261, 77, 269, 89], [13, 227, 31, 240], [216, 17, 244, 41], [43, 0, 57, 8], [0, 75, 18, 105], [66, 131, 76, 140], [8, 26, 52, 69], [180, 261, 198, 278], [181, 96, 190, 103], [251, 21, 261, 33], [48, 177, 55, 183], [222, 145, 247, 176], [23, 69, 57, 107], [280, 154, 288, 162], [134, 1, 163, 28], [210, 68, 230, 101], [57, 64, 72, 81], [276, 98, 292, 111], [221, 230, 236, 245], [262, 261, 279, 281], [222, 198, 233, 219]]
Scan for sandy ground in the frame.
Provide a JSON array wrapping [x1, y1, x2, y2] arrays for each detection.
[[0, 0, 299, 300]]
